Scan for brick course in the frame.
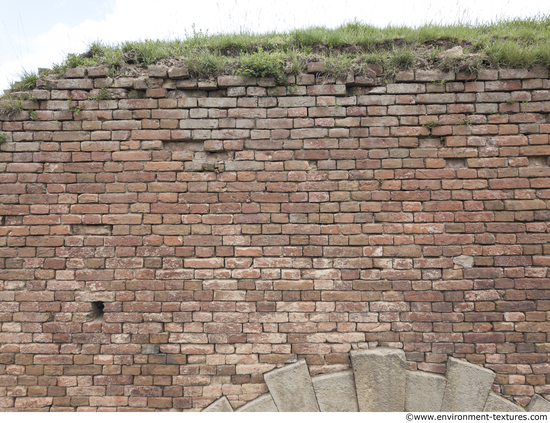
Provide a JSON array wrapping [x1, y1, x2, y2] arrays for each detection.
[[0, 66, 550, 410]]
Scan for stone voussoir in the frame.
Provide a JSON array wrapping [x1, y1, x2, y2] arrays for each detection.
[[351, 348, 406, 412], [203, 350, 544, 413], [405, 370, 446, 412], [312, 370, 359, 412], [264, 359, 319, 412], [236, 393, 278, 412], [483, 392, 524, 412], [527, 395, 550, 412], [441, 357, 495, 412], [203, 396, 234, 412]]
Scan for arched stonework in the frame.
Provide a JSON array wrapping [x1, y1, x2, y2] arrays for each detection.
[[203, 348, 550, 412]]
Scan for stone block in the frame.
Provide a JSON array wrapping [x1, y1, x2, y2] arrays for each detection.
[[217, 75, 257, 87], [405, 370, 446, 412], [415, 70, 456, 82], [441, 357, 495, 412], [168, 67, 189, 79], [264, 360, 319, 412], [203, 396, 233, 412], [87, 66, 109, 77], [147, 65, 168, 78], [198, 80, 218, 90], [312, 370, 358, 412], [351, 348, 406, 412], [57, 79, 93, 90], [237, 394, 278, 412], [527, 395, 550, 412], [64, 68, 86, 78], [307, 62, 326, 73], [483, 392, 524, 412]]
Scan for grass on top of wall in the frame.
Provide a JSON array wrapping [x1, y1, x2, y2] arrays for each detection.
[[7, 16, 550, 92]]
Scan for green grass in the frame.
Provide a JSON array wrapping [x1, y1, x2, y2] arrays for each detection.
[[0, 95, 25, 115], [6, 16, 550, 92], [9, 70, 40, 92]]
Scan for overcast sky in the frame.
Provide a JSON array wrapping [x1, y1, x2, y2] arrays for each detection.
[[1, 0, 550, 92]]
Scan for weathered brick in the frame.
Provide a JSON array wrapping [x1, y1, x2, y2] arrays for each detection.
[[307, 85, 346, 96], [3, 70, 550, 410]]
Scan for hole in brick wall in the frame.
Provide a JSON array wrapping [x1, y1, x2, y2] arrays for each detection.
[[528, 157, 550, 167], [445, 158, 466, 169], [142, 345, 160, 355], [200, 152, 229, 161], [420, 138, 444, 148], [91, 301, 105, 321], [200, 161, 225, 172], [0, 216, 4, 225], [128, 89, 146, 98], [72, 224, 112, 235], [163, 140, 203, 151], [4, 216, 22, 226]]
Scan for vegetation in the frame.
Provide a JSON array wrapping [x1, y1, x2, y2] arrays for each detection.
[[9, 70, 40, 92], [423, 119, 441, 129], [235, 47, 288, 84], [6, 16, 550, 92], [67, 97, 82, 115], [90, 86, 114, 101], [0, 95, 25, 116], [29, 109, 39, 120]]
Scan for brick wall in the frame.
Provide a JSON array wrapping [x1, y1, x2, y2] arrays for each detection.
[[0, 64, 549, 410]]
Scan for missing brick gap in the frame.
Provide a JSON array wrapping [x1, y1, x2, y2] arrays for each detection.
[[92, 301, 105, 321], [163, 140, 201, 151], [142, 344, 160, 355], [72, 224, 112, 235], [445, 158, 466, 169], [528, 157, 550, 167]]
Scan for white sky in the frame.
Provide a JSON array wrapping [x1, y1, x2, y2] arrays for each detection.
[[1, 0, 550, 93]]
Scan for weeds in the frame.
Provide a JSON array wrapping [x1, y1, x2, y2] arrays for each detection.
[[387, 48, 415, 70], [185, 51, 232, 79], [423, 119, 441, 129], [0, 133, 6, 144], [287, 85, 299, 95], [129, 90, 145, 99], [9, 71, 39, 91], [235, 47, 286, 84], [67, 97, 82, 115], [90, 87, 113, 101], [29, 109, 39, 120], [6, 16, 550, 92], [52, 53, 96, 75], [0, 96, 24, 116]]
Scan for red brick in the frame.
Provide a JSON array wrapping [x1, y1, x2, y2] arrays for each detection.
[[119, 99, 157, 109], [3, 73, 550, 409], [307, 85, 346, 96]]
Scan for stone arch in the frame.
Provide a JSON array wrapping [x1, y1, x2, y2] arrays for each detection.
[[203, 348, 550, 412]]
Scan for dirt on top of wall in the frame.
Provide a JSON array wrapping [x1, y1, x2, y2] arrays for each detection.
[[8, 14, 550, 95]]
